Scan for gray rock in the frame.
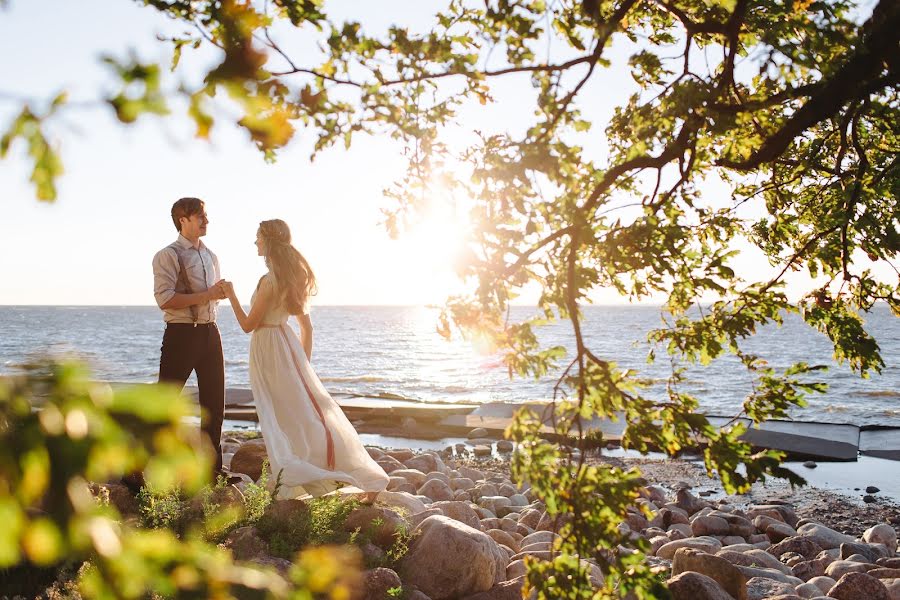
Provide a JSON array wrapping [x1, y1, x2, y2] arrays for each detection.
[[743, 549, 792, 574], [841, 541, 892, 563], [745, 577, 796, 600], [796, 522, 856, 550], [736, 565, 802, 585]]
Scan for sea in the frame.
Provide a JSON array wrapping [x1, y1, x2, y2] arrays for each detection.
[[1, 304, 898, 427]]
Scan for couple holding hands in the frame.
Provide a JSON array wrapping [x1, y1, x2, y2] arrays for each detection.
[[151, 197, 388, 498]]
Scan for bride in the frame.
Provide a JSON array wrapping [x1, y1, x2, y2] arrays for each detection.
[[224, 219, 388, 499]]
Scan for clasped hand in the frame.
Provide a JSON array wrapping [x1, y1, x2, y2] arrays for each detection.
[[210, 279, 235, 300]]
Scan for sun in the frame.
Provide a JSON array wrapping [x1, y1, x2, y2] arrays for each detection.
[[395, 200, 473, 304]]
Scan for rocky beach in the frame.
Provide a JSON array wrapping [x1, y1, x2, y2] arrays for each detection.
[[189, 430, 900, 600]]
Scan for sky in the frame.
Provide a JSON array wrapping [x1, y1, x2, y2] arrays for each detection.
[[0, 1, 886, 307]]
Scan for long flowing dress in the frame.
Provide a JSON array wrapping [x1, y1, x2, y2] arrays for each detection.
[[248, 275, 389, 498]]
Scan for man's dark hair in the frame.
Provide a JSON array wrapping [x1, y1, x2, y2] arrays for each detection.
[[171, 197, 205, 232]]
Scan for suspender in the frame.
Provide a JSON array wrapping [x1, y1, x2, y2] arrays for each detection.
[[169, 242, 200, 325]]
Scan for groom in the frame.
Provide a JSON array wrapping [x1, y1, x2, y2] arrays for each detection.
[[152, 197, 228, 478]]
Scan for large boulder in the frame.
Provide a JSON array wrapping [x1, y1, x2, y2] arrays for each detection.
[[418, 479, 454, 502], [826, 559, 873, 580], [223, 526, 268, 560], [827, 571, 890, 600], [884, 578, 900, 600], [486, 529, 520, 553], [744, 577, 796, 600], [792, 559, 826, 581], [691, 515, 731, 537], [863, 524, 898, 550], [377, 491, 429, 516], [91, 482, 139, 516], [841, 541, 892, 563], [769, 536, 824, 559], [343, 506, 407, 549], [460, 578, 525, 600], [750, 505, 799, 528], [404, 453, 447, 475], [656, 536, 723, 560], [736, 566, 802, 586], [430, 501, 482, 530], [667, 571, 735, 600], [671, 547, 747, 600], [230, 443, 269, 481], [263, 498, 308, 523], [400, 516, 506, 600], [807, 576, 837, 594], [796, 523, 855, 550], [392, 469, 428, 488], [362, 568, 402, 600], [675, 489, 710, 515]]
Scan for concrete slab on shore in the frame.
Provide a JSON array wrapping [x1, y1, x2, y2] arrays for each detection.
[[859, 428, 900, 461], [706, 417, 860, 461], [127, 385, 897, 463]]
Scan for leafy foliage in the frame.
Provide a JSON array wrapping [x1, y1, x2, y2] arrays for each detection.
[[3, 0, 898, 596], [257, 495, 359, 560], [0, 363, 357, 598]]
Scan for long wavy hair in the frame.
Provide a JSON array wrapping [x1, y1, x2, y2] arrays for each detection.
[[258, 219, 317, 314]]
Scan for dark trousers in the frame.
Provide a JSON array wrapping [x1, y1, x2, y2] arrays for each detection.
[[159, 322, 225, 475]]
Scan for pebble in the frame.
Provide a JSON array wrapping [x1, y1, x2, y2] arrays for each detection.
[[341, 445, 900, 600]]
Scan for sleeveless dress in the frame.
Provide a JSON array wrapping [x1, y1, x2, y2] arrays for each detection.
[[248, 275, 389, 498]]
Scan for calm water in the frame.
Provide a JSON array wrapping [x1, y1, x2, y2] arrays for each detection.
[[1, 305, 898, 426]]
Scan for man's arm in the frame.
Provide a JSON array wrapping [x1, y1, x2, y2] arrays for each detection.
[[161, 289, 216, 310]]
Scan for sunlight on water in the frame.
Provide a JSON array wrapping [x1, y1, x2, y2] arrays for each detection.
[[1, 304, 898, 426]]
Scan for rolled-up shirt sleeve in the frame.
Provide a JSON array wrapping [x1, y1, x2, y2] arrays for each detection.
[[152, 248, 179, 308]]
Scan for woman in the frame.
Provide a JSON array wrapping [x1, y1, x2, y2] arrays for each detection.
[[225, 219, 388, 499]]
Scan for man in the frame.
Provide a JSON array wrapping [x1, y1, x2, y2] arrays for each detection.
[[152, 197, 228, 478]]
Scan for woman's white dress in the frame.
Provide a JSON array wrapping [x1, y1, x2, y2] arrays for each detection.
[[248, 277, 389, 498]]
